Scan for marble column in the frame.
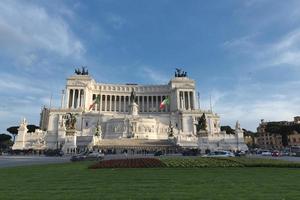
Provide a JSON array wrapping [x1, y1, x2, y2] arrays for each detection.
[[123, 96, 126, 113], [187, 91, 190, 110], [142, 96, 144, 113], [147, 96, 149, 112], [104, 95, 107, 112], [66, 89, 71, 108], [114, 95, 117, 112], [71, 89, 75, 109]]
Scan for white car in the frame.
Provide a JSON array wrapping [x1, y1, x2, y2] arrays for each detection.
[[86, 152, 105, 160], [261, 151, 272, 156], [71, 152, 104, 162], [202, 150, 235, 158]]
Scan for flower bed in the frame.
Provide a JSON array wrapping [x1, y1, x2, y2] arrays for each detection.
[[89, 158, 166, 169], [225, 157, 300, 168], [89, 157, 300, 169], [160, 157, 244, 168], [160, 157, 300, 168]]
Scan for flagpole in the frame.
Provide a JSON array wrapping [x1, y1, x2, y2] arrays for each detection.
[[97, 88, 101, 127], [49, 93, 53, 109], [97, 87, 101, 135], [210, 94, 212, 113], [197, 92, 200, 110]]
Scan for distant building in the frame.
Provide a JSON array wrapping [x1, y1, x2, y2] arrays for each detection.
[[256, 117, 300, 149]]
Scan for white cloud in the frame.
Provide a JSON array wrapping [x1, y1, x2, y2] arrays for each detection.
[[139, 66, 169, 84], [0, 73, 47, 94], [201, 79, 300, 131], [0, 0, 85, 66], [106, 13, 126, 30]]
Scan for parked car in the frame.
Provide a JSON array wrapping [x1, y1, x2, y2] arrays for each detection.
[[70, 152, 104, 162], [281, 151, 290, 156], [70, 152, 87, 162], [271, 151, 280, 157], [154, 151, 163, 156], [202, 150, 235, 158], [235, 151, 246, 157], [182, 149, 200, 156], [261, 151, 272, 156], [44, 149, 64, 157], [86, 152, 105, 160]]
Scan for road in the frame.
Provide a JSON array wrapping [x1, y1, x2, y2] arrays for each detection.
[[0, 156, 71, 168], [1, 154, 299, 168]]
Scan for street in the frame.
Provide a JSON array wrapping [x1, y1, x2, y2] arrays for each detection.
[[0, 156, 70, 168], [1, 154, 300, 169]]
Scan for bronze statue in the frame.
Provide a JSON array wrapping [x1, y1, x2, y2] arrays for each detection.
[[64, 113, 77, 130], [74, 66, 89, 75], [196, 113, 207, 132], [130, 88, 137, 103], [175, 68, 187, 77], [168, 121, 174, 137]]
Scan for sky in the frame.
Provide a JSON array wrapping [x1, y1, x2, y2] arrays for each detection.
[[1, 0, 300, 133]]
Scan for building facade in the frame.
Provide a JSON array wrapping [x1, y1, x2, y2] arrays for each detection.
[[13, 69, 248, 153], [257, 117, 300, 149]]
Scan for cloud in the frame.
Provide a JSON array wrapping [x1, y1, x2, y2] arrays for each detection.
[[106, 13, 126, 30], [0, 0, 85, 67], [200, 79, 300, 131], [139, 66, 169, 84], [0, 73, 46, 94]]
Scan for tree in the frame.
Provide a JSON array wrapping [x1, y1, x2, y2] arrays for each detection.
[[6, 126, 19, 143], [243, 128, 257, 148], [6, 125, 40, 143], [264, 122, 300, 147], [27, 125, 40, 132], [0, 134, 11, 142], [221, 126, 235, 134], [0, 134, 13, 151]]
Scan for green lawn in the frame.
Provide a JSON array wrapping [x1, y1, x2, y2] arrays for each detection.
[[0, 162, 299, 200]]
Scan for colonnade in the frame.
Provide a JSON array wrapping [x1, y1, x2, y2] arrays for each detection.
[[67, 89, 194, 112], [68, 89, 85, 109], [91, 94, 170, 113], [178, 91, 194, 110]]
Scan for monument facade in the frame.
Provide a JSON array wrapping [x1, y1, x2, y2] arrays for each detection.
[[13, 68, 248, 153]]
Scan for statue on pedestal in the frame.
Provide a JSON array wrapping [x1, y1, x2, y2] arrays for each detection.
[[95, 122, 102, 139], [168, 121, 174, 137], [74, 66, 89, 75], [64, 113, 77, 136], [175, 68, 188, 77], [235, 120, 241, 131], [130, 88, 137, 103], [129, 88, 139, 116], [196, 113, 207, 132]]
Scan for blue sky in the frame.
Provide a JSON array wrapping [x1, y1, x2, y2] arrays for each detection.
[[1, 0, 300, 132]]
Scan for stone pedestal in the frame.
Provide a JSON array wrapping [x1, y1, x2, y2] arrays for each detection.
[[62, 134, 77, 154], [129, 102, 139, 116], [66, 129, 76, 136]]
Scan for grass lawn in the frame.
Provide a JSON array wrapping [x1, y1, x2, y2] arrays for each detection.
[[0, 162, 299, 200]]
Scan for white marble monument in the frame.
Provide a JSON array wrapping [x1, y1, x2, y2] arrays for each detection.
[[13, 68, 248, 153]]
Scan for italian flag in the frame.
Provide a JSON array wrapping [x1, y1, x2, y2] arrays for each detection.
[[89, 95, 100, 110], [160, 97, 170, 109]]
